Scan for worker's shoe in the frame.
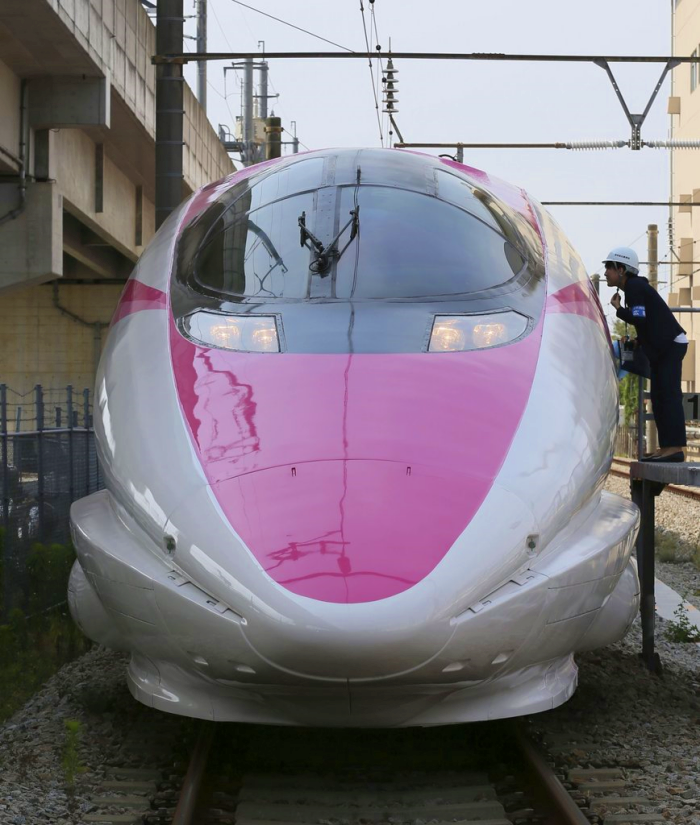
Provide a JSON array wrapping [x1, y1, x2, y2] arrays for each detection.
[[641, 451, 685, 463]]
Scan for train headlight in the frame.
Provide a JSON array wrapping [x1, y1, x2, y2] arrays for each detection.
[[183, 312, 281, 353], [429, 312, 528, 352]]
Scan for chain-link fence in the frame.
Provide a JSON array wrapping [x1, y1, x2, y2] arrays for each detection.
[[0, 385, 103, 620]]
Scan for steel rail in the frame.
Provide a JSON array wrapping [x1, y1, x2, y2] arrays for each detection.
[[153, 51, 700, 65], [514, 725, 591, 825], [171, 723, 215, 825]]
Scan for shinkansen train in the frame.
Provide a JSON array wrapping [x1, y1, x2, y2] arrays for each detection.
[[68, 148, 640, 726]]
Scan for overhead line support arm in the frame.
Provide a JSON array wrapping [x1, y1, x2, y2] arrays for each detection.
[[152, 51, 700, 65]]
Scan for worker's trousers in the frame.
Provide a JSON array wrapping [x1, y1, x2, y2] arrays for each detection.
[[649, 342, 688, 448]]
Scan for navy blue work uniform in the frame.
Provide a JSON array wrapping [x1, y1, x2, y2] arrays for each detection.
[[616, 276, 687, 448]]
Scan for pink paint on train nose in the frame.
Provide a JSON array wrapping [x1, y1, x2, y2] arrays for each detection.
[[170, 318, 542, 603], [212, 458, 489, 603]]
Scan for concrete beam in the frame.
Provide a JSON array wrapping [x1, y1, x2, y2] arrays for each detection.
[[28, 75, 111, 130], [62, 255, 128, 284], [62, 213, 133, 281], [0, 181, 62, 291]]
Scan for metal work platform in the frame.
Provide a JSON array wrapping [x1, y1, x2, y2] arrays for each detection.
[[629, 461, 700, 672]]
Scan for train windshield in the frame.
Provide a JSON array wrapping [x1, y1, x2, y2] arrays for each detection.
[[181, 183, 528, 301]]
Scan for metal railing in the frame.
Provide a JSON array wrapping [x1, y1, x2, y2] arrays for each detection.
[[1, 384, 103, 619]]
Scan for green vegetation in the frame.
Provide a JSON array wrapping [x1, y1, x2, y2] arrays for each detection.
[[62, 719, 85, 786], [665, 598, 700, 644], [612, 319, 640, 427], [0, 541, 90, 722], [619, 374, 640, 427], [656, 528, 690, 564], [655, 527, 700, 571]]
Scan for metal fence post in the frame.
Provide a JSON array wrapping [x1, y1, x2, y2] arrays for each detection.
[[93, 395, 99, 491], [67, 385, 74, 504], [83, 389, 90, 496], [1, 384, 9, 619], [636, 376, 644, 460], [36, 385, 45, 543], [640, 480, 658, 671]]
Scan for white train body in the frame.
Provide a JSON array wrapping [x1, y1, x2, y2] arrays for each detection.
[[68, 149, 639, 726]]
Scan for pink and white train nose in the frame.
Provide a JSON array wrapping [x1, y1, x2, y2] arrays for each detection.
[[170, 316, 543, 604]]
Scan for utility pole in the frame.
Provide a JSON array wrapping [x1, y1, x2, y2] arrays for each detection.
[[646, 223, 659, 454], [291, 120, 299, 154], [264, 117, 282, 160], [258, 60, 269, 119], [196, 0, 207, 113], [243, 59, 255, 165], [156, 0, 184, 229], [647, 223, 658, 290]]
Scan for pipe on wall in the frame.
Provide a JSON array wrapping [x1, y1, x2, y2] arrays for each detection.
[[52, 283, 108, 377], [0, 79, 28, 227]]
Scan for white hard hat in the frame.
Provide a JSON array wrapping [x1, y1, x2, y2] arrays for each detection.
[[603, 246, 639, 274]]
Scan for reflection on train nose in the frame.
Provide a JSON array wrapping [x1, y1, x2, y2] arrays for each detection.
[[211, 459, 489, 604]]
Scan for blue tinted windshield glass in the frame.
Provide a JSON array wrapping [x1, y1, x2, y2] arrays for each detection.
[[194, 191, 315, 299], [333, 187, 523, 298], [181, 184, 525, 300]]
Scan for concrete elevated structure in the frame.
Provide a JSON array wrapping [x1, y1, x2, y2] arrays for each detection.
[[0, 0, 234, 393], [670, 0, 700, 390]]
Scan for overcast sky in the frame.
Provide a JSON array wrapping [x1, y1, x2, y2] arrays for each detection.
[[179, 0, 677, 326]]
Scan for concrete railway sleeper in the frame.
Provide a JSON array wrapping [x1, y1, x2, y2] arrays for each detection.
[[167, 721, 656, 825]]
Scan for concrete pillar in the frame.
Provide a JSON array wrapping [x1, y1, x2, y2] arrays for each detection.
[[156, 0, 184, 229]]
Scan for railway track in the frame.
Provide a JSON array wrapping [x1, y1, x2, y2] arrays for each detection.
[[610, 457, 700, 502], [169, 721, 623, 825]]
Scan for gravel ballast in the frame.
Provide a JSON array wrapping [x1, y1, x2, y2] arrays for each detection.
[[1, 474, 699, 824], [530, 617, 700, 824], [606, 473, 700, 610], [0, 647, 138, 824]]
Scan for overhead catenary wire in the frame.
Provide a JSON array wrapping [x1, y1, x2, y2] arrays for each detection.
[[282, 126, 310, 152], [182, 26, 232, 110], [369, 2, 385, 139], [227, 0, 354, 52], [210, 0, 236, 52], [365, 4, 405, 148], [210, 0, 305, 157], [368, 1, 390, 144], [359, 1, 384, 146], [210, 0, 249, 140]]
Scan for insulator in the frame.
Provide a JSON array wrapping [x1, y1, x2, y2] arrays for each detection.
[[644, 140, 700, 149], [565, 140, 627, 150]]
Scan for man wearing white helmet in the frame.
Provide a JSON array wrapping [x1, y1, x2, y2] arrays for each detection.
[[604, 246, 688, 462]]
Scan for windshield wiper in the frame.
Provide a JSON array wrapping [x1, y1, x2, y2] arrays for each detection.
[[298, 207, 360, 275]]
